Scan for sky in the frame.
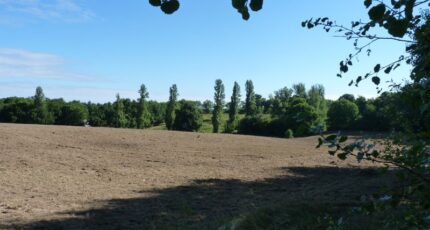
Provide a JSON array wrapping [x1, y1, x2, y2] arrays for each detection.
[[0, 0, 412, 103]]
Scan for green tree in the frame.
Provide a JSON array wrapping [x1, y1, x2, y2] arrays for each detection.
[[137, 84, 152, 129], [211, 79, 225, 133], [173, 100, 202, 132], [31, 86, 51, 124], [307, 84, 328, 131], [113, 93, 127, 128], [202, 100, 213, 113], [284, 97, 318, 136], [244, 80, 257, 116], [327, 99, 359, 130], [270, 86, 293, 117], [226, 81, 241, 133], [57, 102, 88, 126], [292, 83, 307, 99], [338, 94, 355, 102], [165, 84, 178, 130]]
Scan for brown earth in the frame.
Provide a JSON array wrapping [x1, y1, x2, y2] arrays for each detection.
[[0, 123, 392, 229]]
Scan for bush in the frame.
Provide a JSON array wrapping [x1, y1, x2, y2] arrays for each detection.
[[237, 115, 270, 136], [327, 99, 359, 130], [285, 129, 294, 138], [173, 100, 202, 132]]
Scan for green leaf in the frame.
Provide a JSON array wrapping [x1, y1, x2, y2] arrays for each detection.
[[160, 0, 180, 14], [232, 0, 247, 10], [149, 0, 161, 7], [240, 7, 250, 20], [317, 137, 323, 148], [339, 136, 348, 143], [337, 152, 348, 160], [364, 0, 372, 8], [372, 76, 381, 85], [249, 0, 263, 11], [340, 64, 348, 73], [374, 64, 381, 72], [384, 66, 392, 74], [325, 134, 337, 141], [368, 4, 386, 21]]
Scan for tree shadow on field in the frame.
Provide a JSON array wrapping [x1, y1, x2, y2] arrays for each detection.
[[4, 166, 396, 230]]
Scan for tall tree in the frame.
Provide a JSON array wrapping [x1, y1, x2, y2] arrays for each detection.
[[32, 86, 50, 124], [292, 83, 307, 99], [211, 79, 225, 133], [244, 80, 257, 116], [226, 81, 241, 132], [165, 84, 178, 130], [307, 84, 328, 130], [137, 84, 152, 128], [113, 93, 127, 128]]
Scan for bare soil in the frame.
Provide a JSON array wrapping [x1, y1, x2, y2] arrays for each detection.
[[0, 123, 391, 229]]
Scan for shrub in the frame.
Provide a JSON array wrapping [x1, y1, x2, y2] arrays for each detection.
[[173, 100, 202, 132], [237, 115, 270, 136], [285, 129, 294, 138]]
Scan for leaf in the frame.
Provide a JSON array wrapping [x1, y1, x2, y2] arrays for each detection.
[[326, 134, 337, 141], [249, 0, 263, 11], [149, 0, 161, 7], [340, 64, 348, 73], [301, 21, 307, 27], [329, 150, 337, 156], [339, 136, 348, 143], [364, 0, 372, 8], [384, 66, 392, 74], [368, 4, 386, 21], [317, 137, 323, 148], [160, 0, 180, 14], [240, 6, 250, 20], [337, 152, 348, 160], [374, 64, 381, 73], [372, 76, 381, 85]]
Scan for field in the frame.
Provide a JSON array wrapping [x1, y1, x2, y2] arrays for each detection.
[[0, 123, 393, 229]]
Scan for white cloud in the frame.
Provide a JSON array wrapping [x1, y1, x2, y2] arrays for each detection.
[[0, 48, 93, 80], [0, 0, 95, 23]]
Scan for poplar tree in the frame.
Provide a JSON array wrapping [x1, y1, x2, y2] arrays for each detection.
[[244, 80, 257, 116], [226, 81, 241, 132], [165, 84, 178, 130], [211, 79, 225, 133], [137, 84, 152, 128], [114, 93, 127, 128]]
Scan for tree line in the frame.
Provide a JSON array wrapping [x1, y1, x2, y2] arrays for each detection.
[[0, 81, 422, 137]]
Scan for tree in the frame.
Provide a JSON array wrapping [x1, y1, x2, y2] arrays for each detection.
[[270, 86, 293, 117], [165, 84, 178, 130], [338, 94, 355, 102], [31, 86, 51, 124], [137, 84, 152, 129], [307, 84, 328, 131], [173, 100, 202, 132], [202, 100, 213, 113], [57, 102, 88, 126], [292, 83, 307, 99], [244, 80, 257, 116], [284, 97, 318, 136], [211, 79, 225, 133], [226, 81, 241, 133], [113, 93, 127, 128], [327, 99, 359, 130]]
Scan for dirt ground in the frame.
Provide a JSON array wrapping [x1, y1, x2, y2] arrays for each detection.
[[0, 123, 391, 229]]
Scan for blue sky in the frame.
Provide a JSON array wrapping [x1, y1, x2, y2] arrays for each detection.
[[0, 0, 411, 102]]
